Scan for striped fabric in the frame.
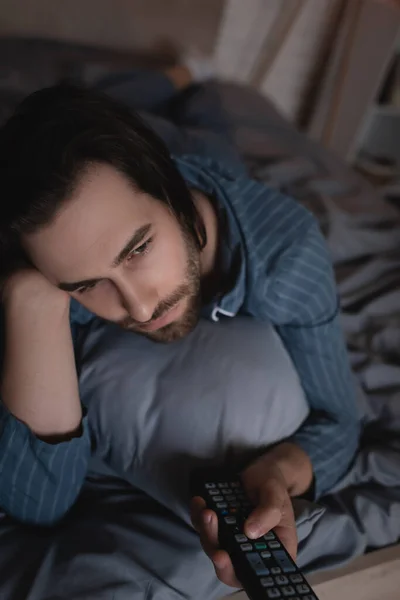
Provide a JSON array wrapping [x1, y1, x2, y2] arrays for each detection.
[[0, 154, 359, 524]]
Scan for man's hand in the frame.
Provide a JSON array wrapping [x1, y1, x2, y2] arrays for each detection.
[[191, 442, 313, 589], [1, 268, 82, 440], [1, 268, 67, 306]]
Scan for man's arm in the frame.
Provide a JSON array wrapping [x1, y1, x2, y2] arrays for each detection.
[[263, 220, 360, 499], [0, 271, 91, 524]]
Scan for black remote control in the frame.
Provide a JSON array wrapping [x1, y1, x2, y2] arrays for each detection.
[[190, 468, 319, 600]]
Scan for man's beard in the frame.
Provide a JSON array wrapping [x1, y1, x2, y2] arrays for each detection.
[[117, 230, 202, 343]]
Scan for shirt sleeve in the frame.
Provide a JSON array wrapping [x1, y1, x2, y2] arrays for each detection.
[[261, 220, 360, 499], [0, 300, 93, 525]]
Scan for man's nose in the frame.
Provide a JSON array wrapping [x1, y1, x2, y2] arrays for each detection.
[[118, 279, 156, 323]]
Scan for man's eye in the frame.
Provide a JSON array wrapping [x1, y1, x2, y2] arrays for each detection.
[[128, 238, 152, 260], [76, 283, 97, 295]]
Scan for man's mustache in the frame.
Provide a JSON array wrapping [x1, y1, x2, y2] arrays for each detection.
[[117, 283, 191, 329]]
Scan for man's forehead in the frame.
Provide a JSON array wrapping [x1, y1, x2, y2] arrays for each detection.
[[23, 164, 153, 279]]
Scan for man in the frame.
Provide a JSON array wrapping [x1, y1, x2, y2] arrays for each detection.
[[0, 65, 359, 591]]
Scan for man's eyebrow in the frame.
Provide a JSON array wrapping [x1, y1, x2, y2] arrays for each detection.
[[111, 223, 152, 267], [57, 224, 152, 292]]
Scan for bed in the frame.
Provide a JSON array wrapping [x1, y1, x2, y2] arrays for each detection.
[[1, 36, 400, 597]]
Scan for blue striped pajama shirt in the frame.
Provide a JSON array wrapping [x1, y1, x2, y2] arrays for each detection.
[[0, 154, 360, 524]]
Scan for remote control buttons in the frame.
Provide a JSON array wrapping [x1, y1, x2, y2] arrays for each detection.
[[275, 576, 289, 585], [264, 532, 275, 541], [254, 542, 267, 550], [266, 589, 281, 598], [261, 551, 272, 559], [224, 516, 236, 525], [216, 502, 227, 508], [235, 534, 247, 543], [240, 543, 252, 552], [205, 483, 216, 488], [245, 553, 269, 576], [271, 567, 282, 575], [282, 586, 295, 596], [261, 577, 274, 587], [209, 489, 219, 495], [231, 481, 240, 488], [213, 496, 224, 502], [272, 551, 296, 573], [269, 541, 281, 549], [225, 495, 236, 501], [289, 574, 303, 584], [218, 482, 229, 488], [303, 596, 317, 600], [296, 584, 310, 594]]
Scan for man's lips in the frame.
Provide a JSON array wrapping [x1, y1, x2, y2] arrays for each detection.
[[138, 301, 183, 332]]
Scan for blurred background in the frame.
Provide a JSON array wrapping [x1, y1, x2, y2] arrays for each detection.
[[0, 0, 399, 165]]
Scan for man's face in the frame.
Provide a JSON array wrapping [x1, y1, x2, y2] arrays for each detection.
[[23, 163, 202, 342]]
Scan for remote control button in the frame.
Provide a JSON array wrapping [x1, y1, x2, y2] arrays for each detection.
[[209, 489, 219, 495], [302, 596, 316, 600], [272, 551, 296, 573], [240, 543, 252, 551], [230, 501, 240, 507], [264, 532, 275, 541], [229, 508, 237, 514], [282, 586, 295, 596], [245, 552, 269, 576], [213, 496, 224, 502], [235, 534, 247, 543], [261, 577, 274, 587], [225, 495, 236, 501], [218, 482, 229, 488], [261, 551, 272, 559], [271, 567, 281, 575], [254, 542, 267, 550], [275, 576, 289, 585], [224, 516, 236, 525], [221, 510, 228, 516], [216, 502, 227, 508], [266, 588, 281, 598], [205, 483, 216, 489], [223, 488, 232, 494], [269, 541, 281, 549], [231, 481, 240, 488], [296, 584, 310, 594], [289, 575, 303, 584]]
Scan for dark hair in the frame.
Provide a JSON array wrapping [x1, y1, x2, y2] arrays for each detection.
[[0, 83, 206, 278]]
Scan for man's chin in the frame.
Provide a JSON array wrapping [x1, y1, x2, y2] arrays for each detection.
[[123, 312, 200, 343]]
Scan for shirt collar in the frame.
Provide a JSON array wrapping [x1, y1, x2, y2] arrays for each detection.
[[174, 154, 246, 320]]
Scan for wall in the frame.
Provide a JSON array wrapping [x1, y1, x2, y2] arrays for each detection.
[[0, 0, 224, 55], [0, 0, 339, 122]]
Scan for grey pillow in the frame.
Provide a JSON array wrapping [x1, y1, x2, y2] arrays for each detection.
[[79, 317, 309, 521]]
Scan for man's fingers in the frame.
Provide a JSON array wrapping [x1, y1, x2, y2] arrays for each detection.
[[199, 508, 220, 554], [190, 497, 219, 554], [190, 498, 242, 588], [212, 550, 242, 588], [244, 480, 285, 539], [190, 496, 206, 532]]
